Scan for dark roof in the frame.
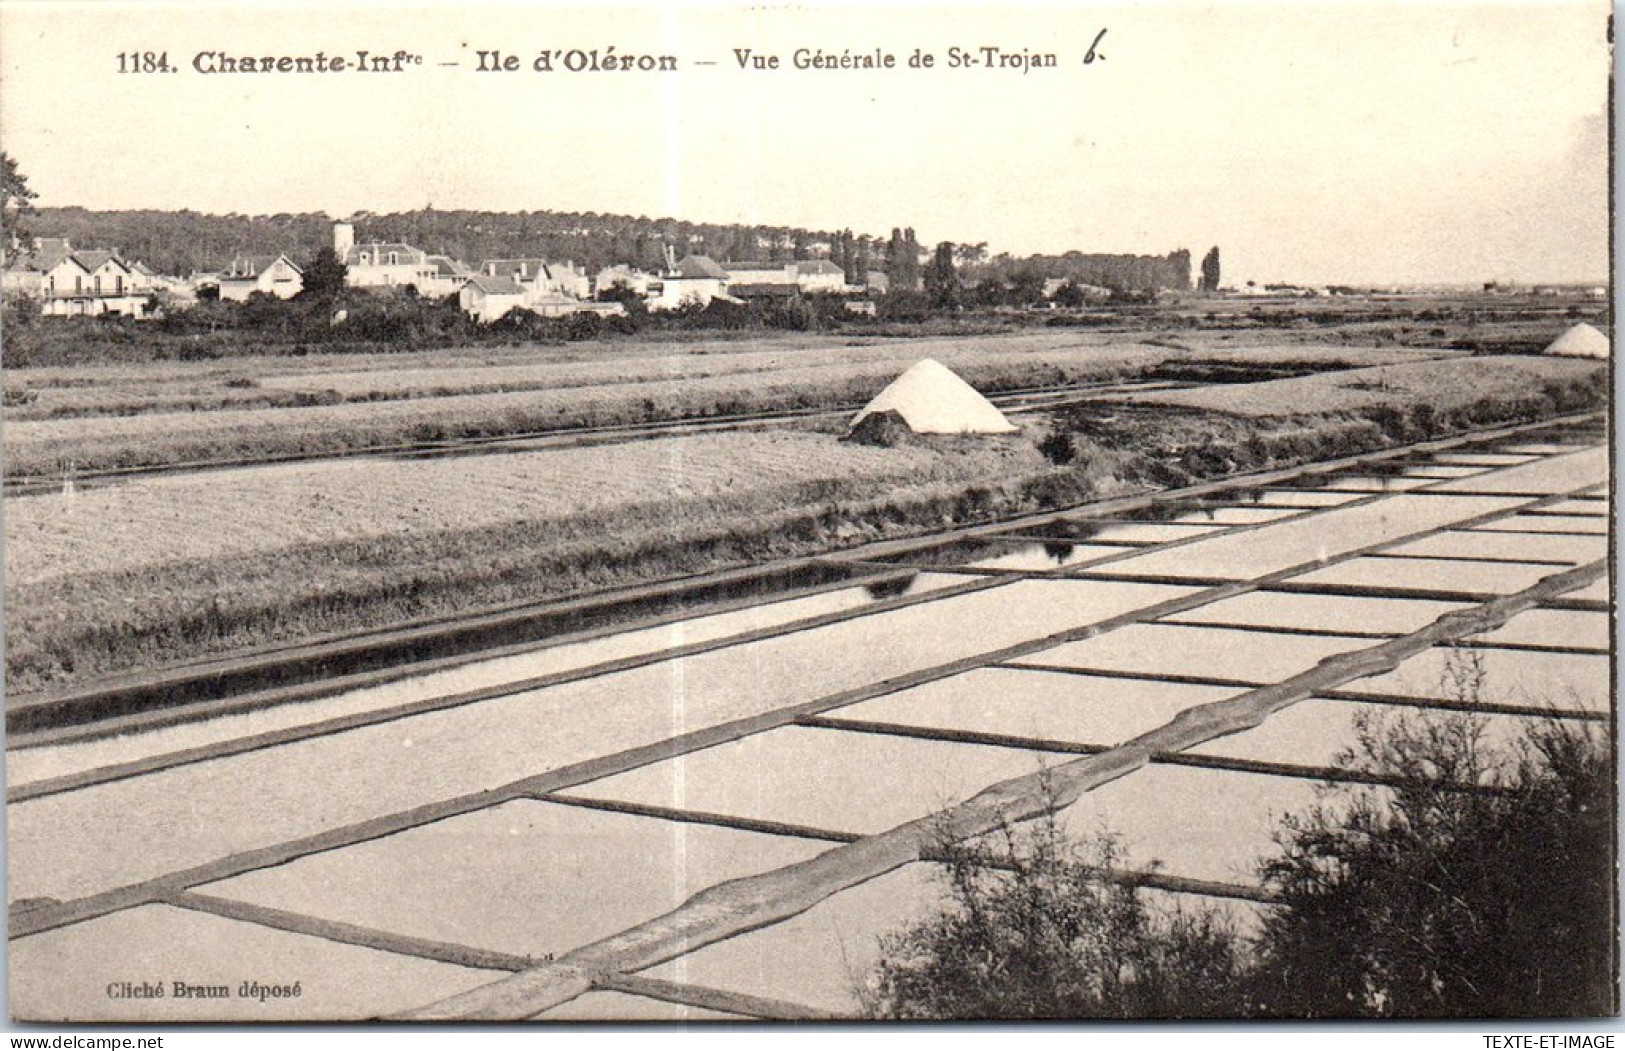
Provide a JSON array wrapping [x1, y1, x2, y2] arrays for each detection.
[[427, 255, 471, 277], [72, 250, 125, 272], [346, 243, 427, 264], [673, 254, 726, 279], [465, 274, 524, 295], [223, 255, 302, 278], [795, 260, 844, 276], [481, 258, 550, 279], [721, 261, 790, 272]]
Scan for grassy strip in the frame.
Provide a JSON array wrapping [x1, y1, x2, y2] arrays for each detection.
[[1127, 355, 1604, 418], [5, 370, 1607, 694], [2, 343, 1442, 478]]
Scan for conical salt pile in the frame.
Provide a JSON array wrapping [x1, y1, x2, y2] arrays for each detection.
[[850, 359, 1017, 435], [1545, 323, 1610, 359]]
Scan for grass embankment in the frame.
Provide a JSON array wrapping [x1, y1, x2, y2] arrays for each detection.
[[2, 339, 1439, 477], [4, 355, 1606, 694], [5, 433, 1047, 689], [1128, 355, 1604, 417]]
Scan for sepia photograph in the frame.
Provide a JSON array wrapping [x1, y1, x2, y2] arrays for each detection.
[[0, 0, 1614, 1027]]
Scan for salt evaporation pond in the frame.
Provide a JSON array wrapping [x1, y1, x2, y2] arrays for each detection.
[[826, 666, 1239, 744], [10, 577, 1195, 900], [201, 799, 830, 960], [9, 571, 970, 788]]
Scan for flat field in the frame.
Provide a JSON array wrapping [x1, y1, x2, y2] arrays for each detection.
[[3, 331, 1442, 477], [6, 431, 1039, 587], [1131, 355, 1605, 417]]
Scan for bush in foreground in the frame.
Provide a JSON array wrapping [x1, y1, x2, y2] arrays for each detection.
[[862, 808, 1248, 1020], [1254, 708, 1614, 1018], [866, 708, 1615, 1019]]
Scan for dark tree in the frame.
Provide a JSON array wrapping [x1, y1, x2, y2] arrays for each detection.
[[923, 242, 961, 309], [1200, 246, 1222, 293], [1051, 280, 1086, 308], [866, 662, 1615, 1022], [2, 152, 39, 242], [1007, 269, 1046, 307], [1167, 247, 1193, 291], [885, 228, 923, 292], [301, 246, 349, 299]]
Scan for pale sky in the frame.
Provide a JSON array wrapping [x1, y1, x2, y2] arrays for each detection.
[[0, 0, 1611, 285]]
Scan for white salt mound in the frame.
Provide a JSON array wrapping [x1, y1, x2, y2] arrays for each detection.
[[849, 359, 1018, 435], [1544, 323, 1610, 359]]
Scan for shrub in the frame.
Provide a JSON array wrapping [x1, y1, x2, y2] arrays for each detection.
[[1036, 429, 1076, 466], [1251, 706, 1614, 1018], [864, 808, 1249, 1020]]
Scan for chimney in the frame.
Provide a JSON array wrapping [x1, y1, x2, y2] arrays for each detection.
[[333, 220, 355, 259]]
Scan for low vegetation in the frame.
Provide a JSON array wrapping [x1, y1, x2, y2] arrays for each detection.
[[1131, 355, 1607, 419], [865, 710, 1614, 1019], [864, 809, 1248, 1020]]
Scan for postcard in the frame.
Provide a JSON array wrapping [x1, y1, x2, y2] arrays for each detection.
[[0, 0, 1612, 1024]]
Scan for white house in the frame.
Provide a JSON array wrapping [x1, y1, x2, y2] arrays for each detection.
[[481, 258, 594, 306], [549, 261, 592, 300], [523, 293, 627, 319], [791, 259, 847, 293], [480, 258, 550, 284], [593, 265, 657, 298], [218, 254, 305, 301], [720, 259, 847, 293], [2, 239, 75, 297], [2, 239, 158, 317], [419, 255, 474, 299], [333, 221, 438, 291], [647, 254, 729, 311], [458, 274, 527, 323], [720, 261, 798, 286]]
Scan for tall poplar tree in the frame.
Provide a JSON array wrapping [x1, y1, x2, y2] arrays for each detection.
[[1201, 246, 1222, 293]]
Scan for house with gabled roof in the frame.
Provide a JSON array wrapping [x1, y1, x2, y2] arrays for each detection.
[[720, 261, 797, 286], [2, 239, 77, 298], [647, 253, 731, 311], [332, 220, 438, 292], [792, 258, 847, 293], [420, 255, 474, 299], [548, 261, 592, 300], [2, 238, 158, 317], [594, 265, 657, 298], [458, 274, 527, 323], [218, 254, 304, 301]]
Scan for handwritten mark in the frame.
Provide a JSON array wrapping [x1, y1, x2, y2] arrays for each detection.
[[1083, 27, 1107, 64]]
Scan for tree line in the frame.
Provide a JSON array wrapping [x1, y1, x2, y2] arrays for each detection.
[[17, 204, 1201, 295]]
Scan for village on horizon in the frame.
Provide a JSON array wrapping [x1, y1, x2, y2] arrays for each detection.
[[1, 206, 1609, 327]]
